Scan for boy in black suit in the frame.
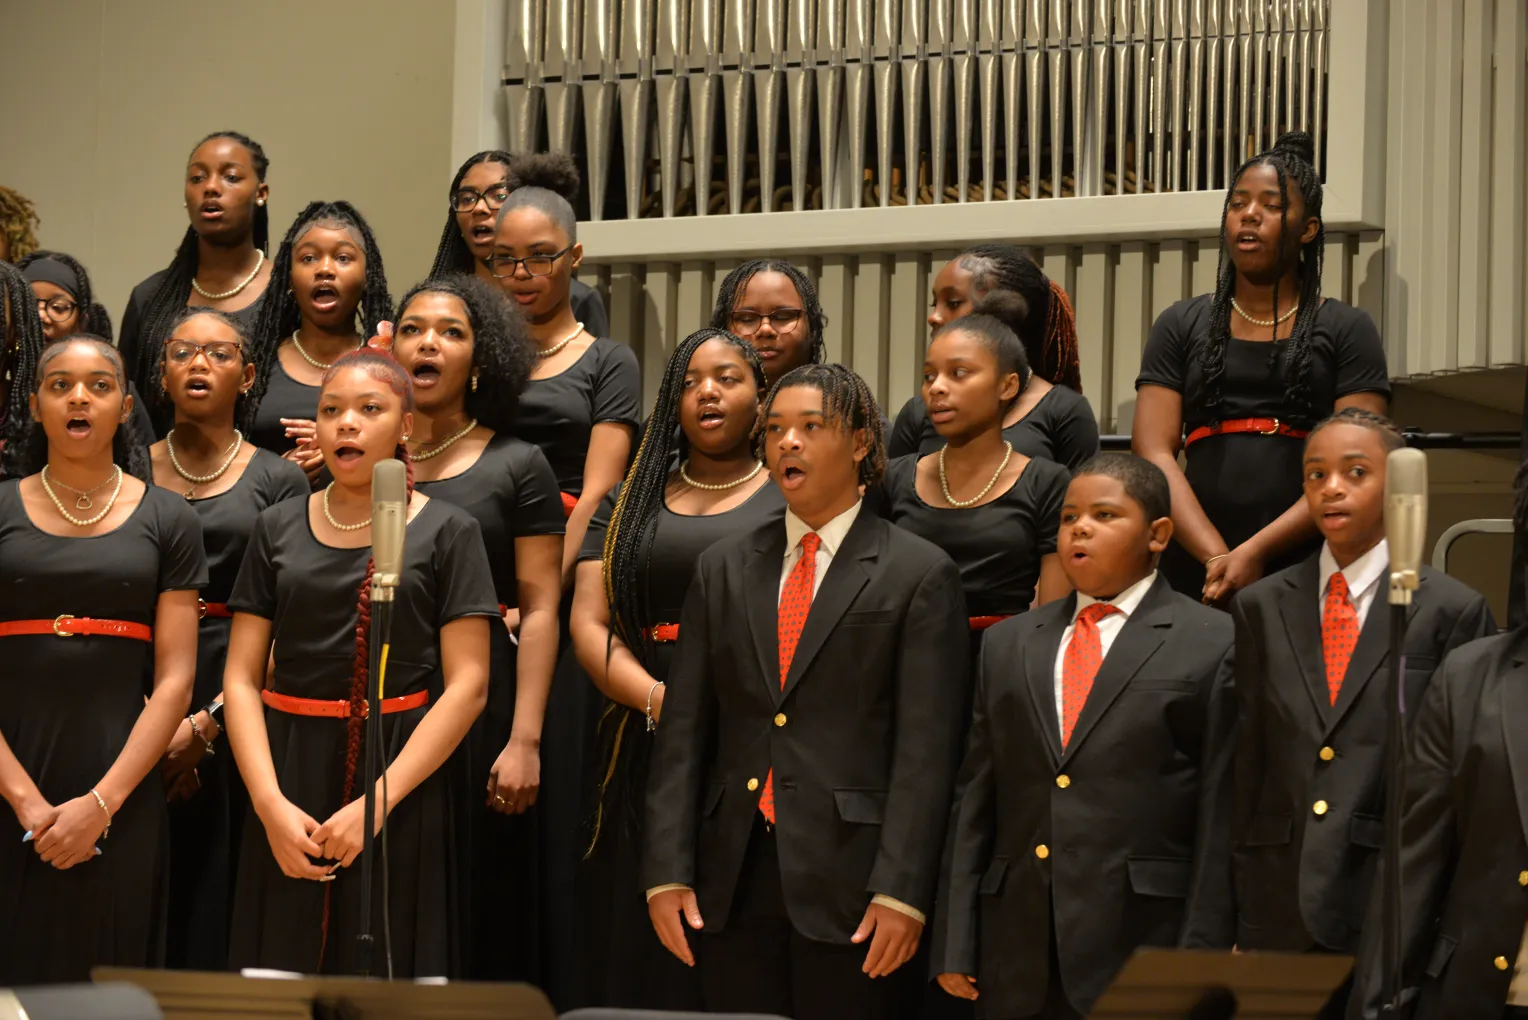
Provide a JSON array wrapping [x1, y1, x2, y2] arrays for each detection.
[[933, 452, 1236, 1020], [1230, 409, 1493, 1006], [644, 364, 970, 1020]]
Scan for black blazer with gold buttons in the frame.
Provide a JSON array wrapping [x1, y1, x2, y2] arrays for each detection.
[[1348, 629, 1528, 1020], [642, 508, 970, 942], [930, 576, 1236, 1020], [1229, 556, 1493, 954]]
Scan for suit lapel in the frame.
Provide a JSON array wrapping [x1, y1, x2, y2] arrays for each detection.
[[743, 527, 786, 705], [1277, 558, 1334, 726], [1060, 578, 1172, 766], [1023, 599, 1071, 766], [1327, 579, 1423, 737], [1499, 656, 1528, 851], [778, 511, 877, 704]]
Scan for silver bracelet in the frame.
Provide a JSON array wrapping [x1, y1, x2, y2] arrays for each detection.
[[89, 787, 111, 838], [645, 681, 665, 733], [188, 714, 216, 756]]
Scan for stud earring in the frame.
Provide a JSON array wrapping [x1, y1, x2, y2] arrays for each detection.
[[257, 199, 265, 207]]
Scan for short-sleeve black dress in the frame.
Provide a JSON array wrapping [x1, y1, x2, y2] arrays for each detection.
[[578, 480, 786, 1010], [0, 481, 208, 985], [1135, 296, 1391, 595], [515, 337, 642, 499], [888, 385, 1100, 470], [415, 434, 565, 982], [248, 360, 321, 456], [226, 496, 499, 977], [164, 450, 310, 971]]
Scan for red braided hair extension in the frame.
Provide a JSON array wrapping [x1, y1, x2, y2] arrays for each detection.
[[1044, 278, 1083, 393]]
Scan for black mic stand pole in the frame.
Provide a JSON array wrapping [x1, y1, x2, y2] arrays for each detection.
[[356, 584, 396, 977], [1381, 569, 1416, 1014]]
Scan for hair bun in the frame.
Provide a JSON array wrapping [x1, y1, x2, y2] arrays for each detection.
[[508, 152, 581, 203], [969, 288, 1031, 334], [1271, 131, 1315, 166]]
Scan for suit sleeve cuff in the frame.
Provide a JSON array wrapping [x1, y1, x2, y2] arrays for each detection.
[[646, 883, 693, 902], [872, 893, 926, 925]]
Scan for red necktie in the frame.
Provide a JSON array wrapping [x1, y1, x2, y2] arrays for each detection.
[[1322, 571, 1359, 705], [759, 532, 820, 824], [1060, 603, 1119, 748]]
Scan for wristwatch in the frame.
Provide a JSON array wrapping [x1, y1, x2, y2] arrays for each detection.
[[203, 700, 224, 730]]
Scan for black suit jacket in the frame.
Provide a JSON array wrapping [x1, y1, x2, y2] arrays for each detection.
[[1230, 556, 1495, 953], [931, 577, 1237, 1018], [1347, 630, 1528, 1020], [643, 509, 971, 942]]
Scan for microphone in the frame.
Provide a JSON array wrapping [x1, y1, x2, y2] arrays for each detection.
[[1384, 447, 1428, 606], [370, 458, 408, 603]]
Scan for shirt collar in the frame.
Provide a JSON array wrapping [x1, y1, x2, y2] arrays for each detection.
[[1319, 538, 1390, 602], [1072, 571, 1158, 623], [784, 499, 863, 559]]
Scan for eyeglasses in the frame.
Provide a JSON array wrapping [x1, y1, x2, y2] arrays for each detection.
[[485, 243, 575, 279], [730, 308, 804, 336], [166, 340, 242, 365], [36, 298, 77, 323], [451, 184, 511, 213]]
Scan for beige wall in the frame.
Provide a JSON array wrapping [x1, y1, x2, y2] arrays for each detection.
[[0, 0, 458, 324]]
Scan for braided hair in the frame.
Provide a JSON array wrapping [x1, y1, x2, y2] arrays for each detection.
[[393, 274, 534, 432], [16, 335, 152, 482], [0, 261, 46, 477], [1197, 130, 1325, 423], [16, 250, 114, 341], [0, 186, 40, 263], [127, 132, 269, 403], [1304, 406, 1405, 455], [157, 307, 255, 428], [429, 150, 515, 276], [954, 244, 1081, 392], [760, 363, 886, 488], [709, 260, 828, 369], [242, 201, 392, 434]]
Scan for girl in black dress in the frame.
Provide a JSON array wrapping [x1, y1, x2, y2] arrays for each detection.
[[223, 348, 497, 977], [394, 274, 565, 981], [244, 201, 393, 482], [19, 251, 114, 343], [430, 150, 609, 336], [889, 245, 1096, 467], [572, 327, 784, 1010], [146, 308, 310, 970], [1132, 131, 1390, 605], [708, 259, 826, 389], [0, 336, 206, 983], [123, 131, 275, 434]]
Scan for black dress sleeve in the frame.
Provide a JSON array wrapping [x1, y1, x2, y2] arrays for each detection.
[[571, 279, 610, 339], [1135, 298, 1201, 393], [156, 490, 210, 591], [888, 395, 927, 460], [262, 451, 314, 504], [228, 507, 280, 618], [509, 443, 568, 538], [578, 487, 621, 563], [1330, 305, 1391, 400], [1030, 459, 1071, 558], [1044, 387, 1100, 470], [117, 283, 146, 382], [434, 514, 503, 625], [591, 340, 642, 428]]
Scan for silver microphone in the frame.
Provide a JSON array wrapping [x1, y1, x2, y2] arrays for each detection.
[[370, 458, 408, 602], [1385, 447, 1428, 606]]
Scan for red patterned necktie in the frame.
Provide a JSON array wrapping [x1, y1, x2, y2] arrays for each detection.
[[759, 532, 820, 824], [1060, 602, 1119, 749], [1322, 571, 1359, 705]]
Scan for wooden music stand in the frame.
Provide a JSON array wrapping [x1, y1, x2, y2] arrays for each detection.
[[1088, 949, 1353, 1019]]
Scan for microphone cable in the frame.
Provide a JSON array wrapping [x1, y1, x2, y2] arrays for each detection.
[[377, 637, 395, 980]]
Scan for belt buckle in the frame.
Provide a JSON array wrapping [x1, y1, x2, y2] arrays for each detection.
[[198, 599, 208, 620], [1258, 418, 1282, 435], [53, 614, 75, 638]]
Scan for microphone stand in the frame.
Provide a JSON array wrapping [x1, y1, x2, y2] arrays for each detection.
[[357, 574, 398, 977], [1381, 566, 1418, 1014]]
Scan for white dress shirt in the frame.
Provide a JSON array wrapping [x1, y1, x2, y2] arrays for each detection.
[[1318, 538, 1389, 623], [1051, 572, 1158, 741]]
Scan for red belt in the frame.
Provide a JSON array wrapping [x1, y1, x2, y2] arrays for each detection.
[[1184, 417, 1309, 448], [969, 615, 1012, 631], [0, 615, 152, 641], [261, 688, 429, 719], [199, 600, 233, 619], [499, 603, 510, 616], [645, 623, 680, 643], [560, 491, 577, 518]]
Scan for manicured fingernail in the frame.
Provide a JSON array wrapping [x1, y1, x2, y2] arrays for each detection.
[[21, 831, 32, 842]]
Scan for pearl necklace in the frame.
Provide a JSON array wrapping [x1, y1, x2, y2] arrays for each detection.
[[291, 329, 363, 370], [192, 249, 266, 301], [679, 459, 764, 491], [939, 441, 1013, 508], [41, 466, 118, 510], [167, 429, 243, 498], [322, 483, 371, 531], [41, 466, 124, 527], [409, 418, 478, 462], [1232, 298, 1299, 328], [536, 322, 585, 360]]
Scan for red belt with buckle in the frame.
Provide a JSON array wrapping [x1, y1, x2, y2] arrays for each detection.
[[644, 624, 680, 643], [969, 615, 1012, 631], [560, 492, 577, 518], [199, 600, 233, 619], [1185, 417, 1309, 448], [261, 688, 429, 720], [0, 615, 152, 641]]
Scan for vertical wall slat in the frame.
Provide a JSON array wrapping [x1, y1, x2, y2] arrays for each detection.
[[643, 264, 680, 407], [1321, 230, 1350, 305], [886, 253, 929, 412], [1454, 0, 1492, 371], [1424, 0, 1464, 374], [818, 256, 854, 365], [1489, 0, 1528, 367], [1352, 230, 1386, 332], [1073, 243, 1114, 427], [1152, 239, 1190, 319], [852, 255, 892, 401], [1190, 237, 1219, 296], [1111, 242, 1150, 434]]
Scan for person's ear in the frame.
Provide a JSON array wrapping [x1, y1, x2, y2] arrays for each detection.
[[240, 360, 256, 393], [255, 180, 270, 209], [27, 392, 39, 422], [399, 410, 415, 446], [851, 427, 869, 467], [1147, 515, 1174, 555], [569, 242, 584, 273], [120, 388, 135, 424], [998, 370, 1022, 407], [1300, 215, 1320, 246]]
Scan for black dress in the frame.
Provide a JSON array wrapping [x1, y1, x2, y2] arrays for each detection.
[[0, 482, 208, 985], [165, 450, 310, 971], [569, 280, 609, 340], [415, 434, 566, 983], [516, 337, 642, 498], [1135, 296, 1390, 596], [248, 360, 321, 456], [887, 385, 1100, 469], [578, 480, 786, 1010], [226, 496, 499, 977]]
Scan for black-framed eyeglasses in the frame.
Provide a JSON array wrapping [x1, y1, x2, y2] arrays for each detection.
[[451, 184, 511, 213], [730, 308, 804, 336], [166, 339, 242, 365], [36, 298, 77, 323], [485, 243, 575, 279]]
